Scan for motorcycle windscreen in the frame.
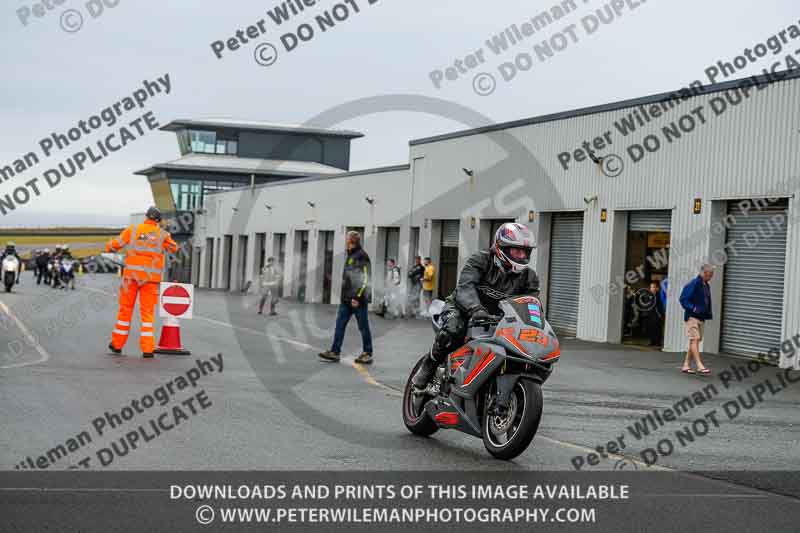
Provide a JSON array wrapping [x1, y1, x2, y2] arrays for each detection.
[[506, 296, 545, 329]]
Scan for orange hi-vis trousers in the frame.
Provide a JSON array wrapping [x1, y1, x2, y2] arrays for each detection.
[[111, 278, 159, 353]]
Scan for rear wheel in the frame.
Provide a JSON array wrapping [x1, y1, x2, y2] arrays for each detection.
[[482, 379, 542, 460], [402, 355, 438, 436]]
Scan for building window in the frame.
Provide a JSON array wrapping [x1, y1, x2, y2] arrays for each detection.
[[177, 130, 191, 155], [185, 131, 238, 156], [190, 130, 217, 154], [170, 180, 203, 211]]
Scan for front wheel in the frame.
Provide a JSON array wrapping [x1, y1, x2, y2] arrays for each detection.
[[402, 355, 438, 436], [482, 379, 543, 460]]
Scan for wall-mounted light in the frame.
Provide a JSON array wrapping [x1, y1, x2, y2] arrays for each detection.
[[583, 194, 598, 206], [463, 168, 476, 191], [232, 208, 239, 212], [365, 196, 375, 205], [264, 204, 273, 211], [528, 210, 535, 223], [307, 201, 316, 208], [424, 218, 429, 229], [469, 216, 476, 229], [693, 198, 702, 214], [600, 209, 608, 223]]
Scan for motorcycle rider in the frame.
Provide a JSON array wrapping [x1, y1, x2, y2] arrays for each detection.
[[1, 242, 22, 284], [412, 222, 540, 389], [50, 245, 63, 288], [35, 248, 51, 285], [59, 245, 76, 290]]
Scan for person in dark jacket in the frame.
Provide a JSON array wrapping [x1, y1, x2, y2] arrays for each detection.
[[642, 281, 665, 346], [319, 231, 374, 365], [35, 249, 51, 285], [412, 222, 540, 388], [407, 256, 425, 318], [678, 264, 714, 375]]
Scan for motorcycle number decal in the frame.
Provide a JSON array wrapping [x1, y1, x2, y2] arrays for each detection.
[[519, 328, 548, 346]]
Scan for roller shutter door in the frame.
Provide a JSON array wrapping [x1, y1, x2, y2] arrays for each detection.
[[629, 210, 672, 232], [720, 199, 788, 356], [441, 220, 460, 247], [547, 212, 584, 336]]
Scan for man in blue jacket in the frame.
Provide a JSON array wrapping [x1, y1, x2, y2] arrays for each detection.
[[678, 264, 714, 374]]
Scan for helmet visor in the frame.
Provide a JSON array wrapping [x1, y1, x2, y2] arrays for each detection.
[[505, 246, 531, 263]]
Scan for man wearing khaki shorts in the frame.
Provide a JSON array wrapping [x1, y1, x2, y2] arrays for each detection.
[[679, 264, 714, 375]]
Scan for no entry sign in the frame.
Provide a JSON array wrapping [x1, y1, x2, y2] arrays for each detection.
[[159, 282, 194, 319]]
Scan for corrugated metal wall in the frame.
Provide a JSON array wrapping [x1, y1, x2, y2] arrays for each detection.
[[201, 75, 800, 358]]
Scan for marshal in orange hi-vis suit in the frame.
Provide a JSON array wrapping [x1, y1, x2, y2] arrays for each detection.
[[106, 208, 178, 356]]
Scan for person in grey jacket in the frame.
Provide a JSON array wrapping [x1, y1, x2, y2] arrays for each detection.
[[258, 257, 282, 316]]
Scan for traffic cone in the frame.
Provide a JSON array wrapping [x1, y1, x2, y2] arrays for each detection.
[[154, 315, 191, 355]]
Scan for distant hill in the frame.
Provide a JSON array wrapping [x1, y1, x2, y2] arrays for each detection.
[[0, 228, 122, 236], [0, 211, 130, 228]]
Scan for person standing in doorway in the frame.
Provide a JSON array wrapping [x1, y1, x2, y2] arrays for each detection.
[[318, 231, 374, 365], [258, 257, 282, 316], [679, 264, 714, 375], [421, 257, 436, 317], [379, 258, 402, 319], [407, 256, 425, 318], [643, 281, 665, 346]]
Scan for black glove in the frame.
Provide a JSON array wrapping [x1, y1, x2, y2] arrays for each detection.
[[469, 307, 491, 323]]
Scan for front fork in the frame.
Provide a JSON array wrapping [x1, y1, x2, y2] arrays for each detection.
[[493, 372, 520, 416]]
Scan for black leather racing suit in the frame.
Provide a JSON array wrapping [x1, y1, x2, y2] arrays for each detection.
[[429, 250, 540, 365]]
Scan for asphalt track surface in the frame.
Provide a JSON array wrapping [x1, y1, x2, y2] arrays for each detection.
[[1, 272, 799, 532]]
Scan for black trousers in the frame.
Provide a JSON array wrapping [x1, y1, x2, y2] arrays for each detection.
[[643, 312, 664, 345], [430, 303, 468, 363]]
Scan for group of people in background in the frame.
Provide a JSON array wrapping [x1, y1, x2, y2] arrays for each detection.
[[379, 255, 435, 320], [31, 245, 76, 289]]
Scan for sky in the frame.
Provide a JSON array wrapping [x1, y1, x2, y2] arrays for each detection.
[[0, 0, 797, 226]]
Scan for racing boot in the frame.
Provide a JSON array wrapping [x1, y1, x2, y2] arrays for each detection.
[[412, 351, 440, 389]]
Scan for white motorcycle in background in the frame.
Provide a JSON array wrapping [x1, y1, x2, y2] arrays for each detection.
[[60, 258, 76, 290], [3, 256, 20, 293]]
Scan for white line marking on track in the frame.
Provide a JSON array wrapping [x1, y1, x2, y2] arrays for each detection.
[[0, 300, 51, 370]]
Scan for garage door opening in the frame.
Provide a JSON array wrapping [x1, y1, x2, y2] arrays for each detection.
[[547, 212, 584, 336], [320, 230, 335, 304], [720, 199, 788, 357], [223, 235, 233, 291], [274, 233, 286, 298], [621, 210, 671, 348], [295, 230, 309, 302], [439, 220, 460, 298]]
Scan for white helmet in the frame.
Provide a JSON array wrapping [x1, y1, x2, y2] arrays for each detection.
[[493, 222, 535, 274]]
